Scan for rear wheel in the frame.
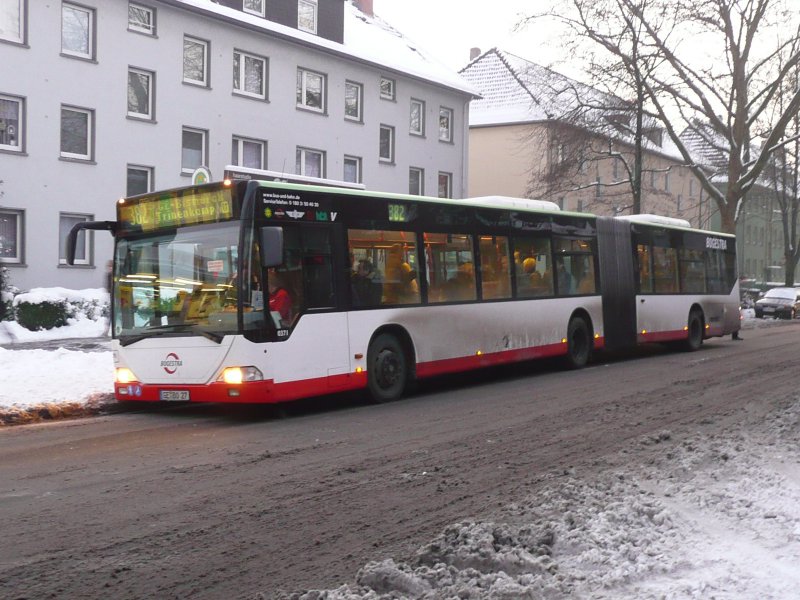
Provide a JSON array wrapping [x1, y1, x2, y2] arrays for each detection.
[[565, 316, 592, 369], [684, 309, 704, 351], [367, 333, 408, 402]]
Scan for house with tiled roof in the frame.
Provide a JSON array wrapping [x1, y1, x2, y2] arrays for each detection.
[[460, 48, 712, 227]]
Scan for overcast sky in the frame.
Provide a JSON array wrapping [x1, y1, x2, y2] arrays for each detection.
[[372, 0, 563, 73]]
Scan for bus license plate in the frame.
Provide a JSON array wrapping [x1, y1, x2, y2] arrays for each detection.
[[160, 390, 190, 401]]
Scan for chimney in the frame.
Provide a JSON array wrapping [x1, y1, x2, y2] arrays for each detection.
[[354, 0, 374, 16], [470, 47, 481, 61]]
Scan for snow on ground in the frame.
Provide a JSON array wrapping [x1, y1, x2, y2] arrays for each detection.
[[2, 301, 800, 598], [292, 393, 800, 600]]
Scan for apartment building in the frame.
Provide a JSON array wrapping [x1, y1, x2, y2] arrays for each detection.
[[0, 0, 476, 291]]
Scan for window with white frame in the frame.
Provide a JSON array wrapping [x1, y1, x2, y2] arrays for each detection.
[[0, 94, 24, 151], [126, 165, 153, 196], [243, 0, 265, 17], [233, 50, 267, 99], [298, 0, 317, 34], [296, 68, 325, 112], [232, 136, 266, 169], [59, 213, 92, 265], [62, 2, 94, 60], [181, 126, 206, 174], [343, 155, 361, 183], [344, 80, 362, 121], [128, 3, 155, 35], [127, 67, 154, 119], [409, 167, 424, 195], [439, 106, 453, 142], [183, 36, 208, 86], [379, 125, 394, 163], [0, 0, 25, 44], [60, 106, 93, 160], [0, 209, 23, 263], [296, 147, 324, 178], [410, 99, 425, 136], [380, 76, 395, 100], [438, 172, 452, 198]]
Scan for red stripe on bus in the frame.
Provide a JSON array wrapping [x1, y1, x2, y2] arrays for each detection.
[[637, 329, 687, 343]]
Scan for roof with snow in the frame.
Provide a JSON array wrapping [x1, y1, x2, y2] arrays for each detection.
[[163, 0, 478, 97], [460, 48, 687, 162]]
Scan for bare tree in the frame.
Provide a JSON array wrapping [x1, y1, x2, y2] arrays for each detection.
[[622, 0, 800, 233], [521, 0, 680, 216]]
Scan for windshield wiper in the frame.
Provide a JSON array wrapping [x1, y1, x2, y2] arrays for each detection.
[[118, 323, 224, 346]]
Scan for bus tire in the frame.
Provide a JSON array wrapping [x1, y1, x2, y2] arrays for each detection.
[[684, 309, 704, 351], [367, 333, 408, 402], [565, 316, 592, 369]]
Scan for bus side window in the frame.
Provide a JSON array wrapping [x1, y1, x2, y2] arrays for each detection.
[[301, 227, 335, 309], [637, 244, 653, 293], [479, 236, 511, 300], [653, 246, 679, 293], [424, 232, 476, 303]]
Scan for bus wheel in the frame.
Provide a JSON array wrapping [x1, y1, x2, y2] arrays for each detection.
[[367, 333, 407, 402], [684, 309, 704, 351], [565, 316, 592, 369]]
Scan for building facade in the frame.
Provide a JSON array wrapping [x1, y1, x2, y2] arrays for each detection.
[[0, 0, 475, 291]]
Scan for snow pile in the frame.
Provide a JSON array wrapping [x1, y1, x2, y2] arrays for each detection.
[[0, 287, 109, 343], [292, 396, 800, 599]]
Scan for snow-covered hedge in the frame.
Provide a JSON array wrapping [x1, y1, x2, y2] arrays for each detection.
[[0, 266, 15, 322], [11, 287, 109, 331]]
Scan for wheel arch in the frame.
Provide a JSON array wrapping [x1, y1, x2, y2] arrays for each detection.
[[568, 308, 594, 338], [368, 324, 417, 381]]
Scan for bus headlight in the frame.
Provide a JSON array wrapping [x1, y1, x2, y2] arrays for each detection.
[[115, 367, 138, 384], [218, 366, 264, 384]]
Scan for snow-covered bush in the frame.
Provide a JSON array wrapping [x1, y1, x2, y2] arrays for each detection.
[[0, 266, 16, 322], [12, 288, 109, 331]]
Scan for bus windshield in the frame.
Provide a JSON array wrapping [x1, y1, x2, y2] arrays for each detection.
[[113, 221, 264, 343]]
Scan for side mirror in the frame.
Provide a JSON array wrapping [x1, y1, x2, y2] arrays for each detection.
[[259, 226, 284, 268]]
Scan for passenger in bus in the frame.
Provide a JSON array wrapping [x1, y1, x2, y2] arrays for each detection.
[[556, 261, 574, 295], [447, 261, 475, 301], [268, 271, 293, 326], [399, 262, 419, 303], [352, 259, 383, 306]]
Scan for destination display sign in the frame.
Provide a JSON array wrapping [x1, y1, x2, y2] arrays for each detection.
[[119, 187, 234, 231]]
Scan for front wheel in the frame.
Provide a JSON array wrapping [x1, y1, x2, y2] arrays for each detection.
[[564, 316, 592, 369], [684, 309, 704, 351], [367, 333, 408, 402]]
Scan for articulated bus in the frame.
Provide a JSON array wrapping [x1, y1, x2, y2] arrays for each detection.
[[68, 178, 739, 404]]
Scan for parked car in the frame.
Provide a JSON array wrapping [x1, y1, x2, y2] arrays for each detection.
[[754, 287, 800, 319]]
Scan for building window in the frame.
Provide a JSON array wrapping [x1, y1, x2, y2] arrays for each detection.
[[62, 2, 95, 60], [232, 136, 266, 169], [60, 106, 93, 161], [181, 126, 206, 174], [677, 194, 682, 212], [296, 68, 325, 112], [689, 179, 694, 196], [612, 157, 619, 180], [409, 167, 424, 195], [298, 0, 317, 34], [379, 125, 394, 163], [664, 171, 670, 191], [59, 213, 92, 265], [343, 155, 361, 183], [183, 36, 209, 86], [0, 209, 23, 263], [243, 0, 265, 17], [410, 99, 425, 136], [344, 80, 362, 122], [439, 107, 453, 142], [127, 165, 153, 196], [0, 94, 24, 152], [380, 76, 395, 100], [233, 50, 267, 100], [127, 67, 154, 119], [128, 3, 155, 35], [0, 0, 25, 44], [438, 172, 452, 198], [296, 147, 324, 178]]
